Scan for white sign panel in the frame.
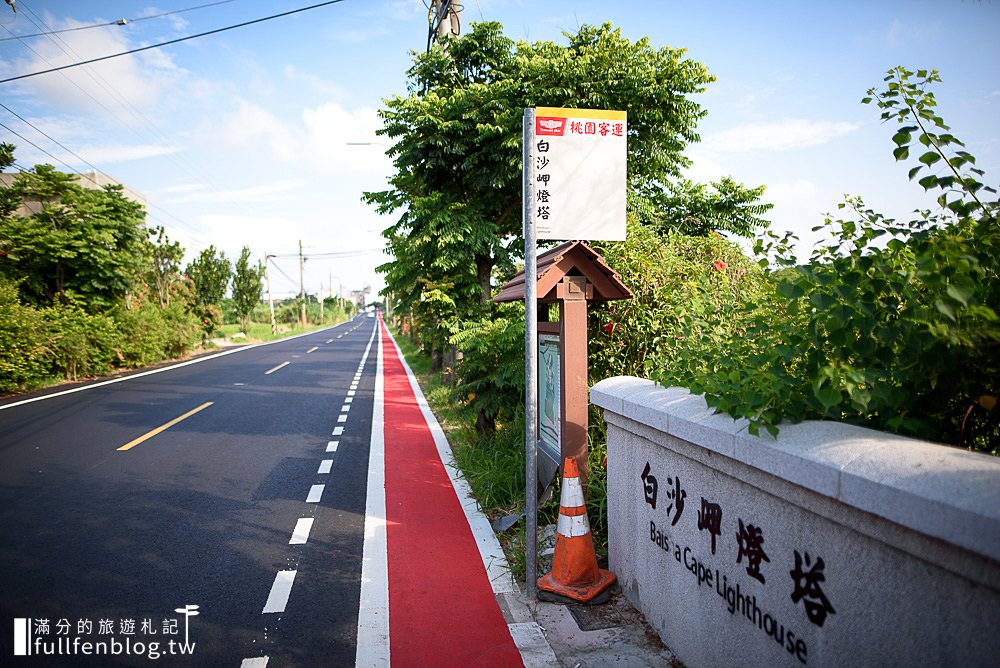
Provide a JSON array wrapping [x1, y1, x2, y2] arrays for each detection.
[[532, 107, 627, 241]]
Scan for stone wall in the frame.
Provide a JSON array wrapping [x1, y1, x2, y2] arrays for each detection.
[[591, 376, 1000, 668]]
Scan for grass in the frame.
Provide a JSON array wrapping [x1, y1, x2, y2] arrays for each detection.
[[213, 317, 346, 344]]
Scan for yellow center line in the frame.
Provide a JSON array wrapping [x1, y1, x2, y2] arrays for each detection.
[[117, 402, 214, 452], [265, 361, 290, 375]]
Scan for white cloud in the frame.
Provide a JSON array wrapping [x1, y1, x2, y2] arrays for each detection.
[[9, 21, 181, 116], [157, 182, 207, 194], [283, 66, 347, 99], [216, 100, 300, 162], [76, 143, 180, 164], [165, 179, 310, 204], [211, 98, 388, 174], [195, 213, 305, 268], [700, 119, 862, 154], [883, 19, 938, 49]]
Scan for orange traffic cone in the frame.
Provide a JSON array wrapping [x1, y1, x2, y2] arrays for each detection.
[[537, 457, 617, 604]]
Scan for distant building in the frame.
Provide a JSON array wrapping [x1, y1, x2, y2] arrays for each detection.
[[0, 170, 146, 218]]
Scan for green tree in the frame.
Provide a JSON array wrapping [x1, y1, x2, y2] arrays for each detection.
[[631, 177, 773, 237], [145, 225, 185, 308], [371, 22, 760, 369], [231, 246, 264, 333], [0, 164, 147, 310], [0, 143, 19, 220], [185, 245, 231, 306]]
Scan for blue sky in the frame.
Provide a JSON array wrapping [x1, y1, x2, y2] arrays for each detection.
[[2, 1, 998, 298]]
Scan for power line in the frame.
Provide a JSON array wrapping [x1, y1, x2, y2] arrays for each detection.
[[0, 0, 348, 85], [269, 248, 382, 259], [0, 0, 240, 42], [0, 108, 212, 247], [1, 6, 279, 242], [267, 257, 298, 286]]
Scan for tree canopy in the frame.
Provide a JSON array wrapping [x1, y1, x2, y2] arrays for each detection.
[[185, 245, 231, 307], [0, 165, 147, 310], [232, 246, 264, 333], [367, 22, 755, 322]]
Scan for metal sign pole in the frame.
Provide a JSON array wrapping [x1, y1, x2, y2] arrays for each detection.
[[523, 107, 538, 604]]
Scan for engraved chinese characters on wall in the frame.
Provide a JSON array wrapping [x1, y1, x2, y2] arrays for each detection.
[[639, 461, 836, 628]]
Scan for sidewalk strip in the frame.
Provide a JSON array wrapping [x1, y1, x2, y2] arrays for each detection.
[[262, 570, 296, 613], [116, 402, 213, 452], [379, 319, 523, 666], [389, 335, 519, 594]]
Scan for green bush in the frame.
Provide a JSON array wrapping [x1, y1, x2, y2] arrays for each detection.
[[44, 300, 121, 381], [647, 67, 999, 453], [116, 300, 200, 367], [0, 277, 51, 392], [590, 222, 774, 384], [450, 302, 526, 433]]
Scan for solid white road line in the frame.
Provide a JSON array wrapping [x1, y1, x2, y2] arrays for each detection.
[[306, 484, 325, 503], [289, 518, 314, 545], [356, 320, 389, 665], [318, 459, 333, 474], [262, 570, 296, 613], [326, 441, 339, 452], [0, 323, 349, 412]]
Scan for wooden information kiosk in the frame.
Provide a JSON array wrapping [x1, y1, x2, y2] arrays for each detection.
[[495, 240, 632, 490]]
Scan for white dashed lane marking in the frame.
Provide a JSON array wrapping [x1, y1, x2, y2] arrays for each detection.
[[262, 570, 296, 613], [318, 459, 333, 474], [332, 426, 344, 436], [289, 518, 314, 545], [306, 484, 325, 503], [326, 441, 339, 452]]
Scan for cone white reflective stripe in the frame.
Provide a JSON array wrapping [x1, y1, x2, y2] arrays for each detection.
[[557, 512, 591, 538], [559, 475, 585, 508]]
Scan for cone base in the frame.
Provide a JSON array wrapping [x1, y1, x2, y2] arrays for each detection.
[[537, 568, 617, 605]]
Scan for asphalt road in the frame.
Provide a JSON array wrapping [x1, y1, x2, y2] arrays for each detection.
[[0, 315, 379, 667]]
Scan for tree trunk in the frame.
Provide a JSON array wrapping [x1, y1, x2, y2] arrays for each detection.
[[475, 406, 496, 435], [475, 253, 493, 304]]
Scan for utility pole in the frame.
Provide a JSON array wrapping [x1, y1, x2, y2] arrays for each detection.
[[264, 254, 277, 335], [427, 0, 460, 52], [298, 239, 307, 327]]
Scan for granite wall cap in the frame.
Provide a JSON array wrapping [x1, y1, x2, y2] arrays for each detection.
[[592, 376, 1000, 563]]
